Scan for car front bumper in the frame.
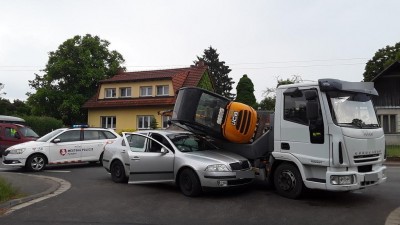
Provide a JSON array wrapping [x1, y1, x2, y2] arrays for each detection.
[[2, 155, 27, 167], [199, 170, 255, 188]]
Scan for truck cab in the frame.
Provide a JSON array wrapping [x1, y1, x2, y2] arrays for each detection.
[[272, 79, 386, 196]]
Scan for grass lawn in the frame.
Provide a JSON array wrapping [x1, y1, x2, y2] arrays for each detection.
[[387, 145, 400, 158], [0, 177, 23, 204]]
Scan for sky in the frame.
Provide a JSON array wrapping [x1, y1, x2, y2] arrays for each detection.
[[1, 0, 400, 102]]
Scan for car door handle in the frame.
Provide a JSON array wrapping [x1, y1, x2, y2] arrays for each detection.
[[131, 156, 140, 161]]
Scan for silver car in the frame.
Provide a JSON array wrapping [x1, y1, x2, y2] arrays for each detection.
[[102, 130, 254, 196]]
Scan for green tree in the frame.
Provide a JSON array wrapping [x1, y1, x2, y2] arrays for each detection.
[[235, 74, 257, 108], [363, 42, 400, 81], [0, 83, 5, 96], [259, 75, 302, 110], [195, 46, 235, 99], [27, 34, 125, 125]]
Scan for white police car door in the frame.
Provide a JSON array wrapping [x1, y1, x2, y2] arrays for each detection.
[[125, 134, 174, 183], [80, 130, 108, 161], [48, 130, 83, 163]]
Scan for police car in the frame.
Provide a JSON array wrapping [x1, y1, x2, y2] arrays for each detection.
[[2, 126, 120, 171]]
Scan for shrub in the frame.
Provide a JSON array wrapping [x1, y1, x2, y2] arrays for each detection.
[[23, 116, 64, 136]]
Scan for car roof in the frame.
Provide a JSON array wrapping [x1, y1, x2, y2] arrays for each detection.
[[55, 127, 115, 132], [136, 129, 191, 136]]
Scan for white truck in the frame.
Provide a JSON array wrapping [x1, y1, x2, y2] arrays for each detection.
[[171, 79, 387, 198]]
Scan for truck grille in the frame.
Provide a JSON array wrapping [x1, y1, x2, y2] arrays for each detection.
[[235, 110, 252, 135], [354, 154, 380, 163], [230, 161, 251, 171]]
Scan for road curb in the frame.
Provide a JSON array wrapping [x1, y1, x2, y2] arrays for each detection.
[[385, 207, 400, 225], [0, 173, 69, 212]]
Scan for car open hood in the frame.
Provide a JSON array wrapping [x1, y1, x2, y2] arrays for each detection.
[[183, 150, 247, 164]]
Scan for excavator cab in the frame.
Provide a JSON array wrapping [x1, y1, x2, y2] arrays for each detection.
[[171, 87, 257, 143]]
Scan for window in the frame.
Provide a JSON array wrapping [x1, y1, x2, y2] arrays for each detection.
[[162, 115, 171, 129], [378, 115, 397, 134], [105, 88, 116, 98], [138, 116, 153, 129], [101, 116, 116, 129], [56, 130, 81, 142], [83, 130, 107, 140], [5, 127, 18, 139], [156, 85, 169, 96], [140, 86, 153, 97], [120, 87, 132, 98], [284, 91, 309, 125], [126, 134, 146, 152]]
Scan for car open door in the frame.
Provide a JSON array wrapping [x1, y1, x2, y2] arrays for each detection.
[[124, 133, 175, 183]]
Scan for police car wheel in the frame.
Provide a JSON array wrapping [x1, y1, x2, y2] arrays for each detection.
[[111, 160, 128, 183], [178, 169, 202, 197], [26, 154, 46, 172]]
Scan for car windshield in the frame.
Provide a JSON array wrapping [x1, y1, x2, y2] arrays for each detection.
[[327, 91, 379, 128], [37, 129, 65, 142], [167, 133, 218, 152], [18, 127, 39, 138]]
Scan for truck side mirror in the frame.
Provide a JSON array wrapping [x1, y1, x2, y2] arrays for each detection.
[[306, 101, 319, 121]]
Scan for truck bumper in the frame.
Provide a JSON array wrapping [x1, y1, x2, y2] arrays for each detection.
[[324, 165, 387, 191]]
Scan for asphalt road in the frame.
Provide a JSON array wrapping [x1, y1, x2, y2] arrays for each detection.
[[0, 163, 399, 225]]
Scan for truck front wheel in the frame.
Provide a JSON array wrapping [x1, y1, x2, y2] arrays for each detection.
[[274, 163, 303, 199]]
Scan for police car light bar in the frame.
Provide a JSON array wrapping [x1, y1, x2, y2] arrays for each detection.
[[72, 125, 89, 128]]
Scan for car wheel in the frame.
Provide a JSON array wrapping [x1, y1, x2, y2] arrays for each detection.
[[273, 163, 303, 199], [26, 154, 46, 172], [111, 160, 128, 183], [178, 168, 202, 197]]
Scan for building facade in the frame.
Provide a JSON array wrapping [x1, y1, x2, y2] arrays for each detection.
[[372, 61, 400, 145], [82, 62, 213, 132]]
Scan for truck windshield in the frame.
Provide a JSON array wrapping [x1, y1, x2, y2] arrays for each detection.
[[167, 133, 218, 152], [327, 92, 379, 128], [194, 93, 229, 133]]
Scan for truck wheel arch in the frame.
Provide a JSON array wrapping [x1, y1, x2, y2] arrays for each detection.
[[270, 154, 307, 186]]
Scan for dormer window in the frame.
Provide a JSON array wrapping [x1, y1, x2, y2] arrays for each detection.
[[105, 88, 116, 98], [156, 85, 169, 96], [120, 87, 132, 98], [140, 86, 153, 97]]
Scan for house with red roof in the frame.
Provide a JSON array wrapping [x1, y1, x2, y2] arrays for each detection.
[[82, 61, 213, 132]]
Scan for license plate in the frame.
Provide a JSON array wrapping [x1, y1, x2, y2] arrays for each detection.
[[236, 170, 255, 179], [365, 173, 378, 182]]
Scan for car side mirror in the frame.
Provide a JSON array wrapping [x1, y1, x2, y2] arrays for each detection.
[[160, 147, 168, 154], [53, 138, 61, 143]]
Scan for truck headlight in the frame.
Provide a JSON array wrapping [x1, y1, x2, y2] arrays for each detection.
[[330, 175, 355, 185], [8, 148, 26, 154], [205, 164, 230, 172]]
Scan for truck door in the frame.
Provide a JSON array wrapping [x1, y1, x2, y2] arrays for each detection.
[[126, 134, 174, 183], [279, 88, 330, 165]]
